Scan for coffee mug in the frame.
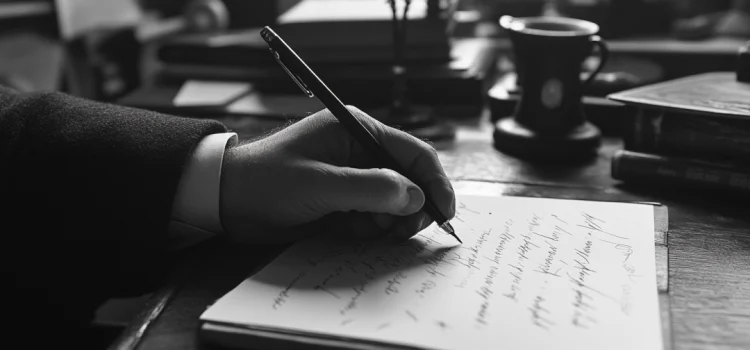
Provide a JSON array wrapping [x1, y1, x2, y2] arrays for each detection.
[[493, 15, 608, 161]]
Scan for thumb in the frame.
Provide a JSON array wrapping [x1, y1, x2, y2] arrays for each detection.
[[319, 165, 425, 216]]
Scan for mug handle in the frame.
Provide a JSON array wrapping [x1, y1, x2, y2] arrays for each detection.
[[582, 35, 609, 87]]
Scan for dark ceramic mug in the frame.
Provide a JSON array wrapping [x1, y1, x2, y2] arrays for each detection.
[[493, 15, 608, 161]]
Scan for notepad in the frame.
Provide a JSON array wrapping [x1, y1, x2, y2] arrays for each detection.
[[173, 80, 251, 107], [200, 195, 664, 350]]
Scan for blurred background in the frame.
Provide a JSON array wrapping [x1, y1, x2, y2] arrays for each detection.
[[1, 0, 747, 347], [1, 0, 747, 102]]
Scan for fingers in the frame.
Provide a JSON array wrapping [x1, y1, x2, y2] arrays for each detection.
[[325, 211, 432, 243], [315, 163, 425, 216], [344, 106, 456, 220], [284, 106, 454, 224], [372, 213, 395, 230], [388, 211, 432, 242], [325, 212, 387, 241]]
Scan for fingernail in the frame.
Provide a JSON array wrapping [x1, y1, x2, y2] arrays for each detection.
[[403, 186, 424, 215]]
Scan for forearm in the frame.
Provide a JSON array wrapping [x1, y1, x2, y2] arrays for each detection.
[[0, 87, 228, 327]]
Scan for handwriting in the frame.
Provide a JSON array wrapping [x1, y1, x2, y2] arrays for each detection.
[[534, 240, 560, 277], [578, 212, 627, 240], [450, 227, 491, 272], [377, 322, 391, 330], [575, 240, 594, 267], [569, 239, 597, 328], [485, 221, 514, 266], [435, 320, 450, 330], [518, 233, 540, 264], [272, 271, 306, 310], [567, 239, 608, 329], [416, 280, 436, 298], [475, 265, 499, 325], [529, 295, 555, 330], [237, 196, 658, 346], [504, 228, 540, 302], [315, 266, 345, 299], [419, 244, 453, 278], [601, 240, 641, 284], [503, 263, 524, 302], [406, 310, 418, 322], [385, 272, 407, 295], [528, 214, 542, 235], [552, 224, 572, 238], [459, 201, 480, 215], [551, 214, 568, 225], [448, 251, 480, 271], [340, 281, 367, 315]]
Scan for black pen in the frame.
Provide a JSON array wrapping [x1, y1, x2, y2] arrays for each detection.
[[260, 26, 460, 244]]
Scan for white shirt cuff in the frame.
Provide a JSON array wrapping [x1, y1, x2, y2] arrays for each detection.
[[168, 132, 238, 249]]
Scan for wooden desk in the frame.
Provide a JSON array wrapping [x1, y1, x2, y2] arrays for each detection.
[[111, 115, 750, 350]]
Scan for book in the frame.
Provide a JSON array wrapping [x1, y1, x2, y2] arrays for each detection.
[[156, 28, 452, 67], [154, 37, 497, 109], [199, 194, 667, 350], [274, 0, 454, 49], [608, 72, 750, 162], [116, 81, 325, 119], [607, 72, 750, 118], [623, 108, 750, 163], [611, 150, 750, 193], [156, 28, 276, 67], [156, 0, 457, 67]]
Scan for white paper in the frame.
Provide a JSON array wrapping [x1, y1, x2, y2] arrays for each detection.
[[173, 80, 251, 107], [201, 195, 663, 350], [55, 0, 142, 40], [279, 0, 428, 23]]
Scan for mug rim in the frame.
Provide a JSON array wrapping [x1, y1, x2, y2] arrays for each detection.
[[499, 15, 600, 37]]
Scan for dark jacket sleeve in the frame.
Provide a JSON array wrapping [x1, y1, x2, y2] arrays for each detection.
[[0, 86, 228, 343]]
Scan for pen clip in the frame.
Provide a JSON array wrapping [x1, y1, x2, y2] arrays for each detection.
[[271, 49, 314, 98]]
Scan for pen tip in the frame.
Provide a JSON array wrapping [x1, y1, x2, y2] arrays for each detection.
[[440, 222, 461, 244], [441, 222, 454, 232]]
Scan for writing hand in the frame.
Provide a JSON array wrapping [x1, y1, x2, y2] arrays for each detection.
[[219, 106, 455, 244]]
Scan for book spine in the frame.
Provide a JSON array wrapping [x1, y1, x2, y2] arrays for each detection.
[[624, 108, 750, 162], [611, 150, 750, 192]]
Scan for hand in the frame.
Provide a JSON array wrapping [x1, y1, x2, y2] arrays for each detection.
[[219, 106, 455, 244]]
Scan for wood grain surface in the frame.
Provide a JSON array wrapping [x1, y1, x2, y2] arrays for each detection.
[[110, 114, 750, 350]]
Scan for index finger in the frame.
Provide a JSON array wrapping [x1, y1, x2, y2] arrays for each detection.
[[347, 106, 456, 220]]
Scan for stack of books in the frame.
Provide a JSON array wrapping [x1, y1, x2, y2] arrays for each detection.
[[158, 0, 455, 67], [607, 72, 750, 195], [272, 0, 455, 64], [152, 0, 496, 111]]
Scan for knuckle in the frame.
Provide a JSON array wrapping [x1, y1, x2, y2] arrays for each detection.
[[344, 105, 364, 115], [345, 105, 381, 128], [415, 138, 440, 164], [425, 142, 439, 159], [309, 107, 336, 123]]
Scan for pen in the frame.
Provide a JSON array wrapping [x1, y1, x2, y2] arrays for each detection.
[[260, 26, 460, 244]]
